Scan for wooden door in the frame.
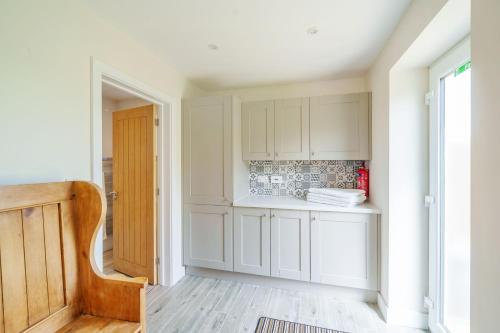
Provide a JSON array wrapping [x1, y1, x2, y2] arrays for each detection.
[[270, 209, 310, 281], [275, 98, 310, 160], [112, 104, 157, 284], [233, 207, 271, 276], [242, 100, 275, 160], [310, 211, 378, 290], [183, 204, 233, 271], [183, 96, 233, 205], [310, 93, 370, 160]]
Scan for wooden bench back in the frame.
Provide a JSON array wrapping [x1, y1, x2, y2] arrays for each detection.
[[0, 183, 80, 332], [0, 181, 147, 333]]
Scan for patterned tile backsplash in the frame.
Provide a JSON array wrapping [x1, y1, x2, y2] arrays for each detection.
[[249, 160, 364, 198]]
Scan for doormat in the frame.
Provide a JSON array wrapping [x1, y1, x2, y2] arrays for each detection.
[[255, 317, 348, 333]]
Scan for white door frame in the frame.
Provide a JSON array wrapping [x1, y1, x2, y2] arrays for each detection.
[[90, 58, 175, 286], [428, 37, 470, 333]]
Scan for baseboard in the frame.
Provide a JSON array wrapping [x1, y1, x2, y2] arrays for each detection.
[[377, 293, 429, 330], [186, 266, 377, 303]]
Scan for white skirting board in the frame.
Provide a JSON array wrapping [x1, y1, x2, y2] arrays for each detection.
[[186, 266, 378, 303], [377, 293, 429, 330]]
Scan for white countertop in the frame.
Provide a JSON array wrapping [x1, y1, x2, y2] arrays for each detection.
[[233, 196, 381, 214]]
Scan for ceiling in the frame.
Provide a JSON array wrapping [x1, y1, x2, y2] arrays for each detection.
[[86, 0, 411, 90]]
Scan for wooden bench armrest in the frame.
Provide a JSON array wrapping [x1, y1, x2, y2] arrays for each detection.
[[71, 181, 147, 329]]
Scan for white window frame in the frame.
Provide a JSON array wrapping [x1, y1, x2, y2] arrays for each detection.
[[428, 36, 470, 333]]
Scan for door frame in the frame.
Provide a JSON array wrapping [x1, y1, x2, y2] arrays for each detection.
[[428, 36, 470, 333], [90, 58, 175, 286]]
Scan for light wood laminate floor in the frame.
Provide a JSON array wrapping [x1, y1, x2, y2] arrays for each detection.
[[103, 250, 425, 332], [144, 275, 427, 333]]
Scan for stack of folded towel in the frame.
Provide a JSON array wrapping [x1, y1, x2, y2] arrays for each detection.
[[306, 188, 366, 207]]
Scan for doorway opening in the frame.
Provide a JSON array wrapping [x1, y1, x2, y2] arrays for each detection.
[[91, 59, 174, 286], [101, 83, 159, 284], [429, 38, 471, 333]]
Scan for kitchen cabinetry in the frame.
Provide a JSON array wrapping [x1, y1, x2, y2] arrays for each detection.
[[310, 211, 378, 290], [183, 96, 246, 205], [242, 100, 274, 160], [233, 207, 271, 276], [310, 93, 370, 160], [270, 209, 310, 281], [274, 98, 309, 160], [183, 204, 233, 271], [242, 93, 370, 161]]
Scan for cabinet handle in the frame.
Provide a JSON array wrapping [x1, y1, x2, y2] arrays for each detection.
[[267, 152, 271, 157], [311, 152, 315, 156], [275, 152, 278, 157], [223, 212, 229, 216], [311, 216, 316, 221], [262, 214, 267, 217], [271, 214, 276, 218]]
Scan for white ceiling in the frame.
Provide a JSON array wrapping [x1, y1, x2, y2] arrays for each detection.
[[86, 0, 411, 90]]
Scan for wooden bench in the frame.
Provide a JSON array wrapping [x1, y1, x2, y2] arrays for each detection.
[[0, 181, 147, 332]]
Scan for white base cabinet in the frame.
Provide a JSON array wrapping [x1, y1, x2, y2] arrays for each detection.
[[233, 207, 271, 276], [270, 209, 310, 281], [183, 204, 233, 271], [186, 205, 378, 291], [311, 211, 378, 290]]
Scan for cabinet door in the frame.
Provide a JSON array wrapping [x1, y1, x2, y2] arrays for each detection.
[[275, 98, 310, 160], [311, 211, 378, 290], [183, 204, 233, 271], [183, 96, 232, 205], [310, 93, 370, 160], [270, 209, 310, 281], [242, 101, 274, 160], [233, 207, 271, 276]]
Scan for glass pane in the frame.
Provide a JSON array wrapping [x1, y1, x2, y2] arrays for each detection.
[[441, 66, 471, 333]]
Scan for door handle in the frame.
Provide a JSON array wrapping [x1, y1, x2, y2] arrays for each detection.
[[108, 191, 118, 200]]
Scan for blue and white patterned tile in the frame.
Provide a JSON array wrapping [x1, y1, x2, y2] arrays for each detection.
[[248, 160, 364, 199]]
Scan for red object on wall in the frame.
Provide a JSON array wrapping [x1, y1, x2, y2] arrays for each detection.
[[356, 165, 369, 197]]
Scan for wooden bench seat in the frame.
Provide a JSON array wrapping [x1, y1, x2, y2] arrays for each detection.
[[56, 315, 141, 333], [0, 181, 147, 333]]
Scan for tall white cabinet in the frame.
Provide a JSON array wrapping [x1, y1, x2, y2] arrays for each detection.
[[183, 204, 233, 271], [182, 96, 246, 271]]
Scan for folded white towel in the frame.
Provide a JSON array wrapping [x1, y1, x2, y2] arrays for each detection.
[[306, 196, 358, 207], [308, 188, 365, 198], [307, 192, 366, 204]]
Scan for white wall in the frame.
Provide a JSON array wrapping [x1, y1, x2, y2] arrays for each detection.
[[211, 77, 368, 101], [368, 0, 448, 327], [471, 0, 500, 331], [388, 68, 429, 319], [0, 0, 204, 284]]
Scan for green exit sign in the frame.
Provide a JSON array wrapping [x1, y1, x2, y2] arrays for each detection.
[[455, 61, 471, 76]]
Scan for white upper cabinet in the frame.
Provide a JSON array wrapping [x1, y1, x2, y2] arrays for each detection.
[[274, 98, 310, 160], [310, 211, 378, 290], [270, 209, 310, 281], [310, 93, 370, 160], [233, 207, 271, 276], [242, 100, 274, 161]]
